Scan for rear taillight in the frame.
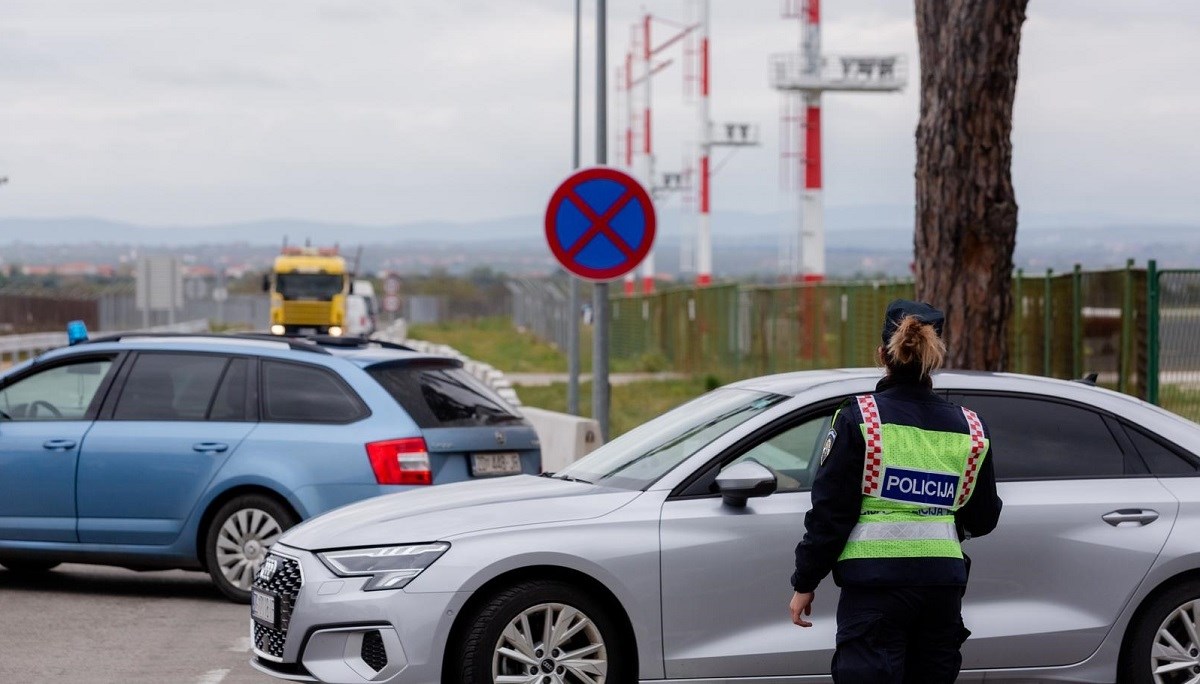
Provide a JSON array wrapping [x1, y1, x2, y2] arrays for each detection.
[[366, 438, 433, 485]]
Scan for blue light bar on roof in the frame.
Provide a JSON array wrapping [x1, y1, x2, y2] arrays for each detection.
[[67, 320, 89, 345]]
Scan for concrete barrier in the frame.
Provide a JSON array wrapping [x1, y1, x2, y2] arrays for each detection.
[[521, 406, 603, 473]]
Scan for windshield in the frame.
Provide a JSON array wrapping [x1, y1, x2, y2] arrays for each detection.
[[276, 273, 345, 301], [555, 388, 787, 490]]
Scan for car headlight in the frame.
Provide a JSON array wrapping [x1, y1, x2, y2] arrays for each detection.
[[317, 542, 449, 591]]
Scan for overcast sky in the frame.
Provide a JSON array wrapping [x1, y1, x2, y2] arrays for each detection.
[[1, 0, 1198, 231]]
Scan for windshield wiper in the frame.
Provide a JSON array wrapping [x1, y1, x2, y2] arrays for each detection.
[[553, 473, 594, 485]]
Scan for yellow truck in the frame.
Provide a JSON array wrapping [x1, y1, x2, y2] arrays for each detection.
[[265, 246, 350, 336]]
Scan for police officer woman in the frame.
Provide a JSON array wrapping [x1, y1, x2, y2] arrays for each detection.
[[788, 300, 1003, 683]]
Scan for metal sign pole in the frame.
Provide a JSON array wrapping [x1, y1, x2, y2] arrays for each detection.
[[593, 0, 610, 440], [567, 0, 582, 417]]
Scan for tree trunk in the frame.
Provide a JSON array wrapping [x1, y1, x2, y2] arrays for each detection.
[[913, 0, 1028, 371]]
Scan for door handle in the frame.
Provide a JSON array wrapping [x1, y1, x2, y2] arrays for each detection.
[[42, 439, 77, 451], [1102, 509, 1159, 527], [192, 442, 229, 454]]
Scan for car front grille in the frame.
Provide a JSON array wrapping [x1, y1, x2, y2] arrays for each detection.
[[281, 301, 335, 326], [252, 553, 303, 661], [361, 630, 388, 672]]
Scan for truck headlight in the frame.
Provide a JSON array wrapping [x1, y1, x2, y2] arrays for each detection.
[[270, 324, 286, 335], [317, 543, 449, 591], [328, 326, 343, 337]]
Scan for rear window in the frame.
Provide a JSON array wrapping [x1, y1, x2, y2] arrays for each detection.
[[261, 360, 368, 424], [367, 361, 523, 428]]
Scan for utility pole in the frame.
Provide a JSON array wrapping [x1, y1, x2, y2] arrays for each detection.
[[567, 0, 582, 416], [593, 0, 611, 440]]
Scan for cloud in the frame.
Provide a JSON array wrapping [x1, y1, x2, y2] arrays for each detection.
[[0, 0, 1195, 231]]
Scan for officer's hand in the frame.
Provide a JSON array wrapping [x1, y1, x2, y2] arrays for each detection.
[[789, 591, 814, 627]]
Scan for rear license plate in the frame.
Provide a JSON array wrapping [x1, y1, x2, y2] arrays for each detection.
[[472, 452, 522, 477], [251, 589, 279, 629]]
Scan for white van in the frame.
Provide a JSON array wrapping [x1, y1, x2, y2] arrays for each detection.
[[343, 294, 375, 337]]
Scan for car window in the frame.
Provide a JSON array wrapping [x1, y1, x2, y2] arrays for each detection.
[[1124, 423, 1200, 475], [113, 353, 228, 421], [949, 393, 1129, 481], [0, 358, 114, 421], [208, 358, 250, 421], [367, 361, 523, 428], [261, 360, 367, 423], [720, 413, 833, 493]]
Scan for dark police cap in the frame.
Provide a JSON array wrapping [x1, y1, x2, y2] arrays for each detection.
[[882, 299, 945, 344]]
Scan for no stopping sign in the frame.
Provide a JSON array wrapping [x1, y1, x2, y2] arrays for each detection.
[[544, 167, 656, 281]]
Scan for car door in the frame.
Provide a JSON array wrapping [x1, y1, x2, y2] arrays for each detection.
[[0, 354, 118, 542], [76, 352, 255, 545], [659, 409, 840, 679], [946, 391, 1178, 670]]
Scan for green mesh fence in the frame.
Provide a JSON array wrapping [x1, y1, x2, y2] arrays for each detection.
[[1152, 269, 1200, 422], [608, 265, 1153, 405]]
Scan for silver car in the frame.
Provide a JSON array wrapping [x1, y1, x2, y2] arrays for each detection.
[[250, 370, 1200, 684]]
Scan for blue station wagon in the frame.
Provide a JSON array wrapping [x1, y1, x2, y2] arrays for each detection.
[[0, 333, 540, 601]]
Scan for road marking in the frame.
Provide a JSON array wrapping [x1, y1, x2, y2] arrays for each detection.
[[228, 636, 252, 653], [195, 669, 229, 684]]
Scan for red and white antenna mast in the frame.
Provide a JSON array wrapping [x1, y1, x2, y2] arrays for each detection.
[[639, 13, 656, 294], [621, 9, 703, 293], [695, 0, 712, 286], [771, 0, 906, 280], [686, 0, 758, 287]]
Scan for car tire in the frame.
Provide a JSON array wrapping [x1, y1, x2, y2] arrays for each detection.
[[203, 494, 297, 603], [0, 559, 60, 574], [453, 579, 632, 684], [1121, 580, 1200, 684]]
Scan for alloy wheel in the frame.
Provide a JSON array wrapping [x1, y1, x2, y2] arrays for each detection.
[[215, 507, 283, 591], [1151, 599, 1200, 683], [491, 602, 608, 684]]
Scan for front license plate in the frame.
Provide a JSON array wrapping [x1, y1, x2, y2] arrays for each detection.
[[472, 452, 522, 477], [251, 589, 279, 629]]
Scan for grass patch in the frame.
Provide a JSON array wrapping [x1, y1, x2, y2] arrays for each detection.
[[518, 376, 712, 438], [408, 317, 567, 373], [1159, 384, 1200, 423], [407, 317, 673, 374]]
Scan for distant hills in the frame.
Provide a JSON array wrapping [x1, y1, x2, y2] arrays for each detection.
[[0, 207, 1196, 277]]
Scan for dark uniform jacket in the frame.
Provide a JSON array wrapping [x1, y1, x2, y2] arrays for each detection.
[[791, 375, 1003, 593]]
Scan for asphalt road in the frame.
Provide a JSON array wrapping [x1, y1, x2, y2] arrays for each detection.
[[0, 563, 275, 684]]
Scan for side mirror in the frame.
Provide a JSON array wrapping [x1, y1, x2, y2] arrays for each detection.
[[262, 274, 271, 293], [716, 461, 778, 507]]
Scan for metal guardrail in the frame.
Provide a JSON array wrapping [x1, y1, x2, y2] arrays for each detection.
[[0, 319, 210, 365]]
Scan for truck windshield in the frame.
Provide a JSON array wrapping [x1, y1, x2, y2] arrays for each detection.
[[276, 274, 344, 301]]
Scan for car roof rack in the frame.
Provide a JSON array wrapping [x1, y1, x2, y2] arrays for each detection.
[[231, 332, 418, 353], [299, 335, 418, 352], [83, 332, 333, 355]]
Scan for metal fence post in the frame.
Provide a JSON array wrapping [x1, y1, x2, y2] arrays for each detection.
[[1147, 259, 1160, 405], [1043, 269, 1053, 377], [1072, 264, 1083, 378], [1014, 269, 1024, 374], [1120, 259, 1134, 394]]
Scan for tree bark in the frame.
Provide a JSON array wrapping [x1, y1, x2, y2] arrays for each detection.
[[914, 0, 1028, 370]]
